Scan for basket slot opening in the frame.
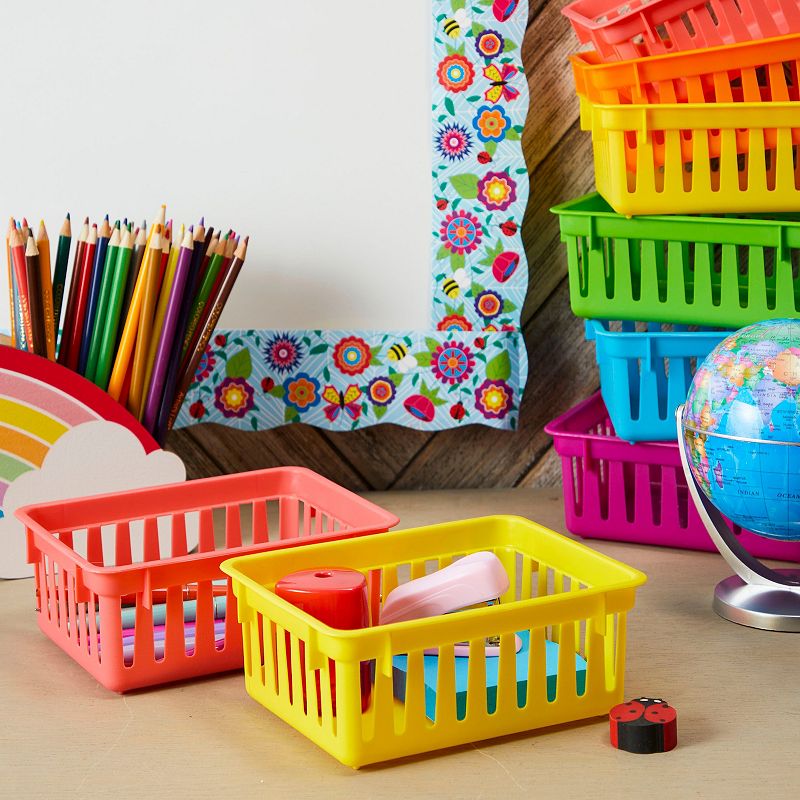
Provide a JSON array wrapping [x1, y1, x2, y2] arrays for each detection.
[[649, 464, 663, 525]]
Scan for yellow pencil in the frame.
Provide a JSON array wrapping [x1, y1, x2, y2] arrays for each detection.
[[139, 224, 182, 418], [106, 207, 164, 400], [36, 220, 55, 360], [128, 225, 162, 417]]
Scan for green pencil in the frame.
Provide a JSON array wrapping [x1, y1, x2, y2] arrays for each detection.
[[85, 223, 121, 382], [181, 233, 226, 360], [51, 214, 72, 339], [94, 228, 134, 390]]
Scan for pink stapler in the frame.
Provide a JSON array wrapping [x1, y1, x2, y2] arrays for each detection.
[[379, 551, 522, 656]]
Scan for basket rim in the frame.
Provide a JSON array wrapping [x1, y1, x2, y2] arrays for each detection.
[[561, 0, 706, 30]]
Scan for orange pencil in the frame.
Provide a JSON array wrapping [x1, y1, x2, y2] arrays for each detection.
[[36, 220, 55, 360], [127, 225, 162, 417], [8, 228, 33, 350]]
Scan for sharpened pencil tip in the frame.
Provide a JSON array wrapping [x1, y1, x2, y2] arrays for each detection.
[[83, 216, 89, 224], [104, 213, 109, 220], [66, 212, 70, 220], [199, 216, 205, 226]]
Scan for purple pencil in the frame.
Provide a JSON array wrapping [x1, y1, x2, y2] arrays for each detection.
[[141, 228, 195, 433]]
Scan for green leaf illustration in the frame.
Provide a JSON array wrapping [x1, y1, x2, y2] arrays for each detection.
[[451, 0, 466, 9], [415, 352, 433, 367], [503, 300, 518, 312], [471, 282, 485, 296], [389, 373, 404, 387], [444, 96, 455, 116], [466, 95, 481, 103], [437, 244, 450, 261], [425, 337, 440, 353], [471, 21, 485, 36], [486, 351, 512, 381], [449, 173, 480, 198], [504, 38, 518, 52], [309, 343, 328, 355], [268, 384, 285, 398], [505, 127, 521, 141], [284, 406, 300, 423], [323, 366, 331, 382], [250, 417, 259, 431], [225, 348, 252, 380], [485, 140, 497, 157], [450, 252, 465, 272], [374, 405, 388, 420]]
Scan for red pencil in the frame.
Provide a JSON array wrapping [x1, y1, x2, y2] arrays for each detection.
[[64, 224, 97, 371], [8, 228, 34, 350], [57, 217, 89, 365]]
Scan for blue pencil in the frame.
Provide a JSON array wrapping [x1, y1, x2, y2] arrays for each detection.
[[77, 215, 111, 374]]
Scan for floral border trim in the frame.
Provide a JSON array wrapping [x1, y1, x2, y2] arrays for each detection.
[[174, 329, 526, 431], [175, 0, 530, 434]]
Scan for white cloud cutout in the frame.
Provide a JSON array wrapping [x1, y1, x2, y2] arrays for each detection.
[[2, 421, 188, 579]]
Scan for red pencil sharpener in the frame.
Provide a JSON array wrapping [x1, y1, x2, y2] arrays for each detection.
[[275, 568, 371, 716]]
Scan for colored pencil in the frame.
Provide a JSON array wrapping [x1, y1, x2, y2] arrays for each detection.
[[139, 224, 182, 419], [85, 224, 120, 382], [127, 225, 162, 417], [78, 216, 110, 374], [158, 220, 172, 290], [51, 214, 71, 347], [36, 221, 55, 360], [64, 225, 97, 372], [57, 218, 88, 365], [24, 236, 46, 356], [6, 218, 18, 348], [181, 234, 225, 361], [107, 218, 160, 401], [8, 228, 33, 351], [94, 228, 133, 389], [142, 228, 194, 432], [116, 224, 146, 351], [165, 236, 247, 435]]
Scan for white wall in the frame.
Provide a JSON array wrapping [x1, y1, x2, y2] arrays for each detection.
[[0, 0, 431, 333]]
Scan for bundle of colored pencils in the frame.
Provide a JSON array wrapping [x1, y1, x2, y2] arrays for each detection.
[[5, 205, 248, 444]]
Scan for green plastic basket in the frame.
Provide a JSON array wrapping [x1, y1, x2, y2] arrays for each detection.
[[551, 193, 800, 327]]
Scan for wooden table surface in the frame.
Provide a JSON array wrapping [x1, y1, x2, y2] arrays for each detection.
[[2, 489, 797, 798]]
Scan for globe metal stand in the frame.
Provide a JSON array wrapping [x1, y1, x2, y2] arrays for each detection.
[[677, 405, 800, 633]]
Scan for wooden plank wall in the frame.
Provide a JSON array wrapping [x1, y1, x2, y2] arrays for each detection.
[[166, 2, 601, 491]]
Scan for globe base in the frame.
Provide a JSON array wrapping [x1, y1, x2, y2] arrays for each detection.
[[714, 571, 800, 632]]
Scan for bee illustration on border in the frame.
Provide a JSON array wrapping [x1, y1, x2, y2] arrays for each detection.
[[387, 343, 418, 374], [442, 8, 471, 39], [442, 267, 471, 299]]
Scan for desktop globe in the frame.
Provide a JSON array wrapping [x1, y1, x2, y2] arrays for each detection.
[[681, 319, 800, 543]]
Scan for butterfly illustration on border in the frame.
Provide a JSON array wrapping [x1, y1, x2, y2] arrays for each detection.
[[322, 384, 363, 422], [483, 63, 520, 103]]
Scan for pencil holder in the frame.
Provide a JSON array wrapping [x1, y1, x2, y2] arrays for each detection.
[[15, 467, 398, 692], [561, 0, 800, 61], [545, 393, 800, 560], [221, 516, 646, 768], [551, 193, 800, 326], [585, 320, 729, 442]]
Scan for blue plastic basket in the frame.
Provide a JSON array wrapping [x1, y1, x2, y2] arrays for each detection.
[[586, 320, 729, 442]]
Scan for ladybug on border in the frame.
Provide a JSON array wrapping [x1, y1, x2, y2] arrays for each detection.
[[609, 697, 677, 753]]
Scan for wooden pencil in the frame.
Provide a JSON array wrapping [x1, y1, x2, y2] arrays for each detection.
[[94, 228, 133, 390], [8, 228, 33, 351], [6, 217, 18, 348], [64, 224, 97, 372], [78, 215, 111, 374], [85, 224, 121, 382], [52, 213, 71, 339], [116, 224, 146, 350], [181, 234, 225, 364], [36, 221, 55, 360], [142, 227, 194, 433], [163, 236, 248, 437], [24, 236, 46, 356], [127, 225, 162, 417], [57, 217, 88, 364]]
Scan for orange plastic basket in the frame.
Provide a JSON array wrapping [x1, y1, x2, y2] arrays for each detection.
[[562, 0, 800, 61], [16, 467, 398, 692], [572, 35, 800, 167]]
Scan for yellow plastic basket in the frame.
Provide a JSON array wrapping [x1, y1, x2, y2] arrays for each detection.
[[584, 100, 800, 215], [221, 516, 646, 767]]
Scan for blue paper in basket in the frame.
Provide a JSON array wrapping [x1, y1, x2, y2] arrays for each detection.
[[392, 631, 587, 721]]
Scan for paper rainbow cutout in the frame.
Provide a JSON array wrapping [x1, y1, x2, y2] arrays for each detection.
[[0, 346, 158, 511]]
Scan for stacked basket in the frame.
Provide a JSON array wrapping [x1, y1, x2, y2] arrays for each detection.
[[547, 0, 800, 559]]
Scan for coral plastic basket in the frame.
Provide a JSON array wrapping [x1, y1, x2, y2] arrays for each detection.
[[561, 0, 800, 61], [16, 467, 398, 693], [583, 96, 800, 215], [221, 516, 646, 768], [545, 393, 800, 560], [552, 192, 800, 326], [586, 320, 728, 441]]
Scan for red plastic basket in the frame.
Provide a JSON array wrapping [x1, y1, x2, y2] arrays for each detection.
[[562, 0, 800, 61], [544, 393, 800, 561], [16, 467, 399, 692]]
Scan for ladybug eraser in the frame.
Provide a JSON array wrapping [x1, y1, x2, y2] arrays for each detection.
[[609, 697, 677, 753]]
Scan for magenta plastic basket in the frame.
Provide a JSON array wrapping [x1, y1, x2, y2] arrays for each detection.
[[561, 0, 800, 61], [544, 392, 800, 561]]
